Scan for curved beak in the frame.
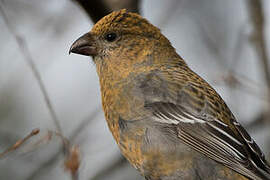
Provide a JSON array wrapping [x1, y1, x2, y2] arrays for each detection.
[[69, 32, 98, 56]]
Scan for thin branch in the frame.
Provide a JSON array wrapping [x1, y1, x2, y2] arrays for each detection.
[[69, 108, 101, 143], [245, 112, 268, 131], [64, 145, 80, 180], [247, 0, 270, 159], [27, 150, 63, 180], [26, 109, 100, 180], [91, 155, 127, 180], [0, 128, 40, 159], [0, 2, 63, 134], [212, 72, 268, 103], [199, 19, 268, 102], [247, 0, 270, 104]]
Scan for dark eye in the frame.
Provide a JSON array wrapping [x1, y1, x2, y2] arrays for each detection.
[[105, 33, 117, 42]]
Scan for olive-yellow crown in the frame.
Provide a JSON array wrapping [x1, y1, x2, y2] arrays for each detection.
[[91, 9, 167, 42]]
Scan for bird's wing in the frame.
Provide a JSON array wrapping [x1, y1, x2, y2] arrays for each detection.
[[137, 69, 270, 180]]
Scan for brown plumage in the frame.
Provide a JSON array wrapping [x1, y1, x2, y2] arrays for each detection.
[[70, 9, 270, 180]]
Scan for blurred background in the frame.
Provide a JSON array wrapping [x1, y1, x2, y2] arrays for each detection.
[[0, 0, 270, 179]]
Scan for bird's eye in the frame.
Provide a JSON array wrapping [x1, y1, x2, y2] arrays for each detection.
[[105, 33, 117, 42]]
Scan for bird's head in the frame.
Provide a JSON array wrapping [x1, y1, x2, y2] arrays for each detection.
[[69, 9, 175, 68]]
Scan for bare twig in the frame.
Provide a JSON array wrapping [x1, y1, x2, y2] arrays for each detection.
[[0, 2, 63, 134], [247, 0, 270, 105], [196, 19, 226, 66], [27, 150, 63, 180], [52, 131, 81, 180], [199, 20, 268, 102], [17, 130, 53, 155], [212, 72, 268, 102], [31, 131, 53, 148], [245, 112, 268, 131], [71, 0, 140, 23], [0, 128, 40, 159], [247, 0, 270, 158], [64, 145, 80, 180], [23, 130, 81, 180], [91, 155, 127, 180], [26, 109, 100, 180], [69, 108, 101, 143]]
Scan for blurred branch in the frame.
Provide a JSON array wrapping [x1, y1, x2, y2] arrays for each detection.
[[212, 72, 268, 103], [247, 0, 270, 104], [27, 109, 100, 180], [157, 0, 182, 28], [64, 144, 80, 180], [91, 155, 127, 180], [53, 132, 80, 180], [199, 19, 268, 102], [27, 150, 63, 180], [24, 130, 81, 180], [197, 19, 224, 64], [0, 2, 63, 135], [71, 0, 140, 23], [69, 108, 101, 143], [245, 112, 268, 131], [198, 2, 270, 136], [247, 0, 270, 157], [0, 128, 39, 159]]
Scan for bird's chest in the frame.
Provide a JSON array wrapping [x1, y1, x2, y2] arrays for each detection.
[[117, 124, 146, 171], [100, 95, 144, 169], [98, 82, 146, 170], [99, 76, 145, 139]]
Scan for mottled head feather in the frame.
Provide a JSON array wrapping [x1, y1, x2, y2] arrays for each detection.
[[91, 9, 165, 41]]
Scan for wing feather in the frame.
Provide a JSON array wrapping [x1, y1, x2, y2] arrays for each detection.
[[147, 102, 270, 180], [137, 70, 270, 179]]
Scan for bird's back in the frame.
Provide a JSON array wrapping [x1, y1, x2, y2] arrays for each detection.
[[108, 62, 270, 180]]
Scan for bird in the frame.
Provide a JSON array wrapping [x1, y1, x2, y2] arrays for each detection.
[[69, 9, 270, 180]]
